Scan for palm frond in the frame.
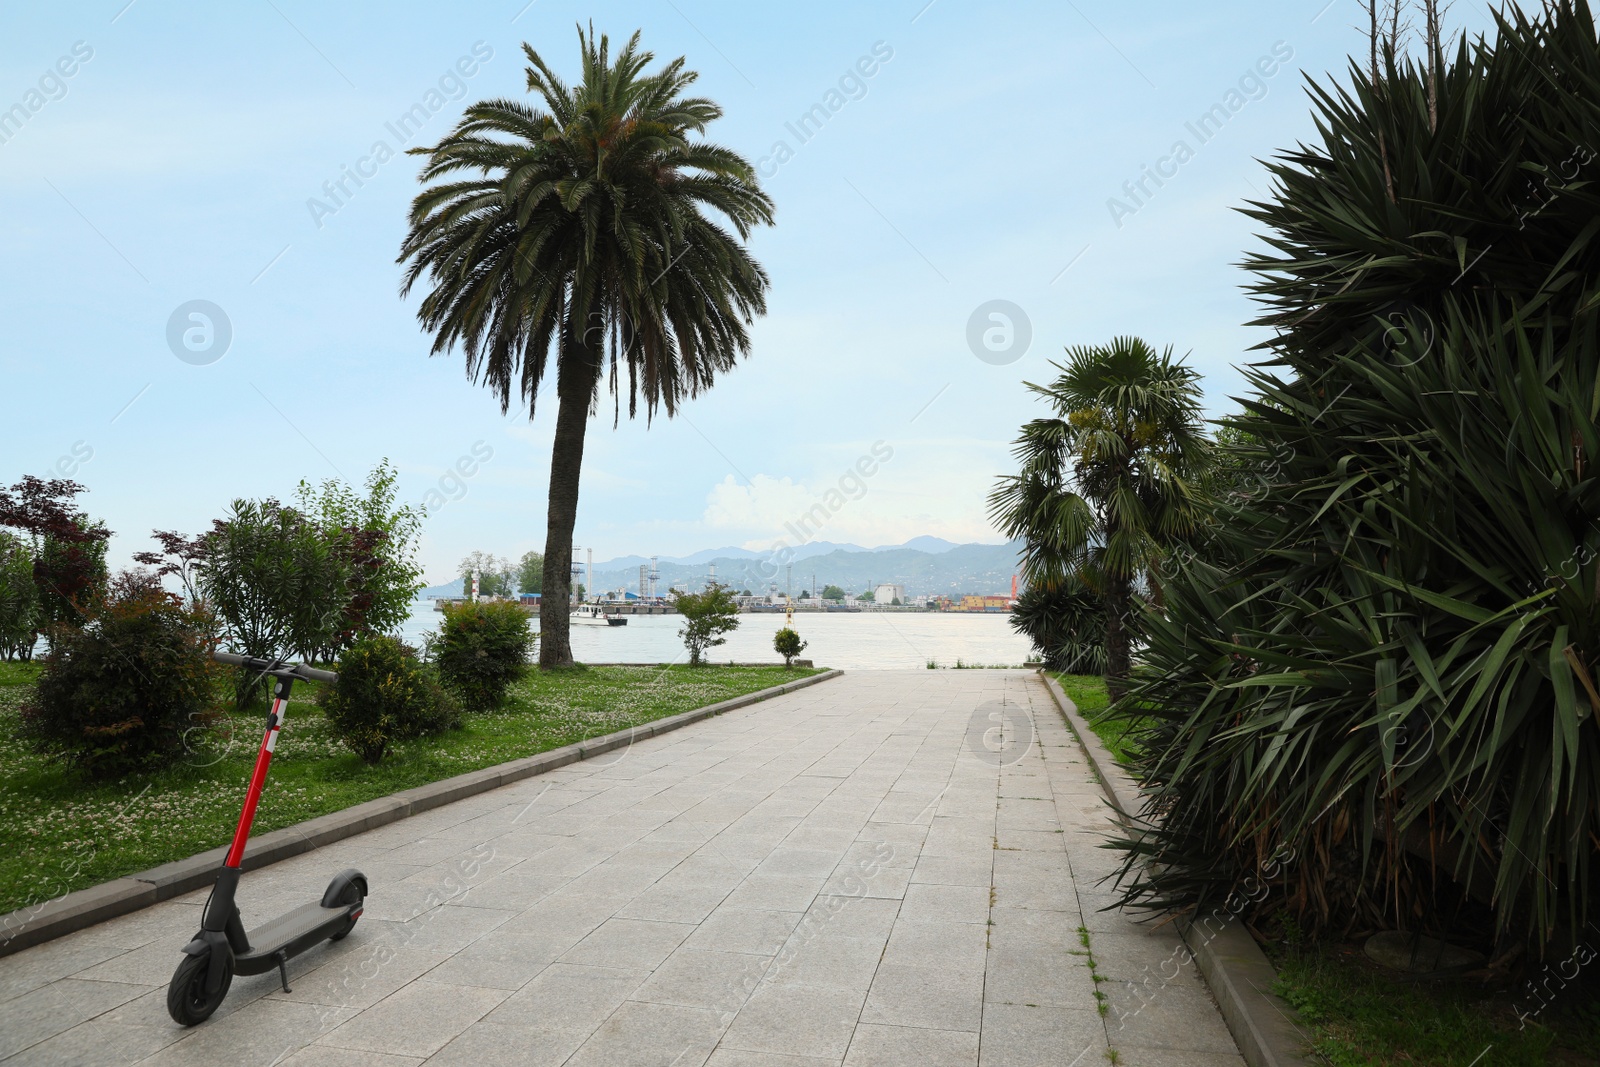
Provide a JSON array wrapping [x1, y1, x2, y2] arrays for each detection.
[[399, 26, 775, 423]]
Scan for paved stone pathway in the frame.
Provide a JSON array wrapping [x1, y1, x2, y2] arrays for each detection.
[[0, 670, 1243, 1066]]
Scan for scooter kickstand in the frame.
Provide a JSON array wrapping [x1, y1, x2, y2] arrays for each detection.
[[275, 950, 292, 993]]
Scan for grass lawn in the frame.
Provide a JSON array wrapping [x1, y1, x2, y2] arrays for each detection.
[[1049, 672, 1139, 763], [0, 661, 819, 918], [1270, 936, 1600, 1066]]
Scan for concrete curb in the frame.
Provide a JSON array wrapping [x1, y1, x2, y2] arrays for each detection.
[[1036, 671, 1314, 1067], [0, 668, 843, 959], [1175, 913, 1315, 1067]]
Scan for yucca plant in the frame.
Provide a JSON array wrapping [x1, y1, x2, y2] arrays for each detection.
[[1113, 2, 1600, 957]]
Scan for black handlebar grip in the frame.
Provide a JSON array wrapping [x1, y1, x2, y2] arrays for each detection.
[[209, 650, 338, 684]]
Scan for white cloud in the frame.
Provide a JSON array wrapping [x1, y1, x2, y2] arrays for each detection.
[[703, 474, 815, 532], [701, 451, 1005, 551]]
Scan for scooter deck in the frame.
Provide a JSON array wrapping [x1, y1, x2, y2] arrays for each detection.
[[233, 901, 358, 976]]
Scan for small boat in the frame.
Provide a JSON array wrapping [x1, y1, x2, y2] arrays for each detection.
[[571, 604, 628, 626]]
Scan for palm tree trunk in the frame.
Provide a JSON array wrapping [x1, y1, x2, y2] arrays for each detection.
[[538, 369, 592, 669], [1104, 574, 1131, 703]]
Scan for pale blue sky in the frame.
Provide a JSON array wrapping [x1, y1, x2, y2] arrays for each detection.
[[0, 1, 1498, 582]]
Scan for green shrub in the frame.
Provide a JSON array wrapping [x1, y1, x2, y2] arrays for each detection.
[[433, 600, 533, 710], [773, 627, 807, 667], [20, 573, 220, 778], [319, 635, 462, 763]]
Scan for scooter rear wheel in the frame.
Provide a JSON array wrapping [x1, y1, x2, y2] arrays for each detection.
[[327, 879, 364, 942], [167, 949, 232, 1026]]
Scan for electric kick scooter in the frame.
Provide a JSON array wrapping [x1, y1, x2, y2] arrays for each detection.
[[166, 651, 367, 1025]]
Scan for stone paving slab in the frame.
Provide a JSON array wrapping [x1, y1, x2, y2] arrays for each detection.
[[0, 670, 1243, 1066]]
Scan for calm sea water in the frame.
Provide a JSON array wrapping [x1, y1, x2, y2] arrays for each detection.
[[399, 603, 1034, 671]]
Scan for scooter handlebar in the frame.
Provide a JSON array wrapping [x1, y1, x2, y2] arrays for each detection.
[[212, 651, 338, 684]]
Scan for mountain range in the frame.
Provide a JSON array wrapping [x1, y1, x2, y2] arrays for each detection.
[[419, 537, 1021, 599], [593, 535, 964, 571]]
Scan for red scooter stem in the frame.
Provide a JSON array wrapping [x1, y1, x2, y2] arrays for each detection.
[[225, 688, 289, 869]]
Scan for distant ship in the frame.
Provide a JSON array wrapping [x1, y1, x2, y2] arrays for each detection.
[[571, 604, 628, 626]]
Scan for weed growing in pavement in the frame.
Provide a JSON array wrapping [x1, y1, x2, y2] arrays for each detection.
[[1071, 924, 1110, 1016]]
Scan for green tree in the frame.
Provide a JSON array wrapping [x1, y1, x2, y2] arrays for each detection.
[[34, 521, 109, 631], [294, 460, 425, 653], [820, 585, 845, 601], [773, 626, 807, 667], [400, 27, 774, 668], [517, 550, 544, 594], [197, 498, 352, 702], [140, 479, 403, 670], [672, 583, 739, 665], [857, 590, 875, 603], [988, 337, 1209, 701], [0, 477, 111, 639], [0, 532, 38, 661], [459, 551, 514, 598]]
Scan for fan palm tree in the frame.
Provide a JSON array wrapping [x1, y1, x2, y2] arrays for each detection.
[[988, 337, 1208, 699], [399, 26, 774, 667]]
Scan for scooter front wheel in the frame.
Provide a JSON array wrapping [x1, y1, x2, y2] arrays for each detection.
[[167, 948, 232, 1026]]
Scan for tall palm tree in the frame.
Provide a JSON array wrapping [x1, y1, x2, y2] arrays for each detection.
[[399, 26, 774, 667], [988, 337, 1208, 700]]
